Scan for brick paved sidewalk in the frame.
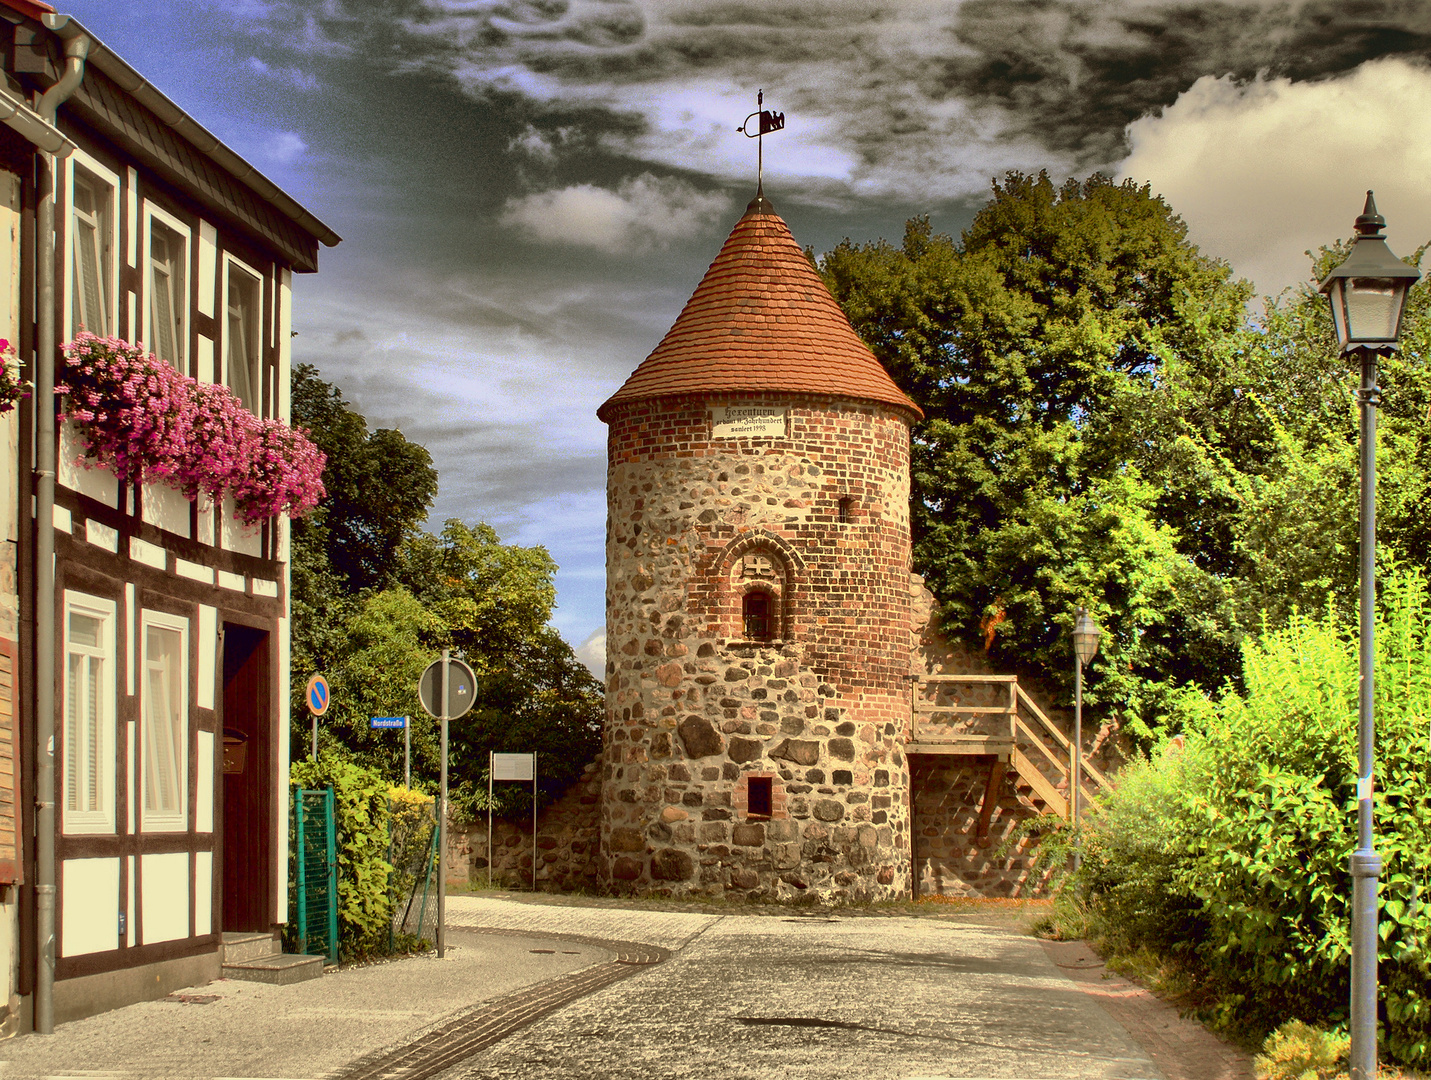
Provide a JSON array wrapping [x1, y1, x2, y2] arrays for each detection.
[[1042, 940, 1255, 1080]]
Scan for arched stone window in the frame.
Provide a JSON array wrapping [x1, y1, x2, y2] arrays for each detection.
[[712, 531, 805, 643], [732, 548, 786, 641]]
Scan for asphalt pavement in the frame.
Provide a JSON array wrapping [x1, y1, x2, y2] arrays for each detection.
[[0, 895, 1253, 1080]]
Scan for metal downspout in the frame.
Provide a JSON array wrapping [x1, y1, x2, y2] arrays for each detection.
[[33, 19, 89, 1037]]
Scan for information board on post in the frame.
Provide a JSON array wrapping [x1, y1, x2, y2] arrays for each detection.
[[491, 752, 534, 781], [488, 751, 538, 891]]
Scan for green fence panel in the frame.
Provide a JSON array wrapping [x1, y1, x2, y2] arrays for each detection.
[[389, 798, 439, 945], [294, 787, 339, 964]]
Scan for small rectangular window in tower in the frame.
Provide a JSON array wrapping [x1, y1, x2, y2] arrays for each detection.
[[747, 776, 773, 819], [838, 497, 852, 524], [743, 591, 771, 640]]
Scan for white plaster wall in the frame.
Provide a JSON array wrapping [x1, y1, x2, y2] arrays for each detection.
[[140, 852, 189, 944], [195, 852, 213, 936], [220, 496, 262, 557], [197, 605, 216, 710], [197, 730, 214, 833], [141, 480, 190, 538], [61, 858, 120, 956], [58, 421, 119, 507]]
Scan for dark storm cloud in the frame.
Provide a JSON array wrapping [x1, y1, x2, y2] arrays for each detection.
[[202, 0, 1431, 202], [945, 0, 1431, 165]]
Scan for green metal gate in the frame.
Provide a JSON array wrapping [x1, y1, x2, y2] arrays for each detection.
[[294, 787, 339, 964]]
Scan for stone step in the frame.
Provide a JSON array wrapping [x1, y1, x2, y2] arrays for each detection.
[[222, 952, 324, 985], [221, 930, 282, 966]]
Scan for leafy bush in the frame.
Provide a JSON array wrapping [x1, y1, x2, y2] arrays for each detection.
[[289, 755, 394, 960], [1072, 568, 1431, 1063], [1254, 1021, 1349, 1080]]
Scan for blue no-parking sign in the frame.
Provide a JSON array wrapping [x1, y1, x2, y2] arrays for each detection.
[[306, 674, 330, 716]]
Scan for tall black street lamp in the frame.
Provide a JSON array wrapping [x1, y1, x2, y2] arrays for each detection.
[[1071, 606, 1101, 867], [1318, 191, 1420, 1080]]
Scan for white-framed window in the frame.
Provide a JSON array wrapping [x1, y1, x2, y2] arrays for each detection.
[[62, 592, 118, 835], [67, 153, 119, 339], [223, 254, 263, 414], [140, 610, 189, 832], [144, 204, 190, 370]]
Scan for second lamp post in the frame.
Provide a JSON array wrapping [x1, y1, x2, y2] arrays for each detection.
[[1071, 607, 1102, 867]]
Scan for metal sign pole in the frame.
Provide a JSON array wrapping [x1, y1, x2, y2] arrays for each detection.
[[438, 649, 449, 959], [311, 715, 317, 762], [488, 752, 494, 889], [404, 716, 411, 789], [532, 754, 538, 892]]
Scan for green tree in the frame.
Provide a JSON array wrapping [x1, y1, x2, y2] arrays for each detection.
[[287, 368, 601, 807], [397, 520, 602, 816], [822, 171, 1253, 725], [292, 363, 438, 593]]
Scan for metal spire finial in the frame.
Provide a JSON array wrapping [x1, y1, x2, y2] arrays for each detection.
[[1356, 190, 1386, 237], [737, 89, 784, 192]]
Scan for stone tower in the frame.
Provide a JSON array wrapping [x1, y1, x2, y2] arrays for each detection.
[[597, 190, 923, 901]]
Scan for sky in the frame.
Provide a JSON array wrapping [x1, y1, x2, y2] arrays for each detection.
[[54, 0, 1431, 674]]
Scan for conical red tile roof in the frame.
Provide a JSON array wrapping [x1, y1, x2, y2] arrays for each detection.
[[598, 191, 922, 422]]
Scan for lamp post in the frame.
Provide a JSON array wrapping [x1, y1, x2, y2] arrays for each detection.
[[1071, 607, 1101, 868], [1318, 191, 1420, 1080]]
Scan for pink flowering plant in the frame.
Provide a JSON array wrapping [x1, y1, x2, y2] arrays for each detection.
[[58, 333, 325, 523], [0, 338, 31, 413]]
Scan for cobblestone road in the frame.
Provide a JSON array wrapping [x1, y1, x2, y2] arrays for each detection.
[[443, 895, 720, 950], [0, 897, 1252, 1080], [438, 910, 1167, 1080]]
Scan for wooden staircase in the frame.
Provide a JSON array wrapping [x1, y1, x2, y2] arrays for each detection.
[[907, 674, 1111, 822]]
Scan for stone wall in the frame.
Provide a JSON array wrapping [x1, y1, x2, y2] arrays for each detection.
[[601, 392, 917, 901], [911, 755, 1053, 897], [447, 758, 603, 890]]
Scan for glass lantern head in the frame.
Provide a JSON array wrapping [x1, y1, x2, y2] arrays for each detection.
[[1319, 192, 1420, 352], [1072, 607, 1102, 667]]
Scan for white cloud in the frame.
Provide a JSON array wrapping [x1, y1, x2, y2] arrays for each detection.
[[264, 130, 309, 165], [575, 628, 606, 679], [500, 173, 731, 253], [507, 123, 563, 161], [1119, 57, 1431, 296], [245, 55, 320, 91]]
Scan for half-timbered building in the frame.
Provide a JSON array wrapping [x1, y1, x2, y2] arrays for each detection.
[[0, 0, 338, 1029]]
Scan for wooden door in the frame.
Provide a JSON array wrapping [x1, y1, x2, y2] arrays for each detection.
[[221, 625, 271, 931]]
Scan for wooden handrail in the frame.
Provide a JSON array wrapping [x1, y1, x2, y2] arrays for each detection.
[[1013, 717, 1068, 779], [1015, 684, 1111, 792], [915, 704, 1014, 716], [919, 674, 1017, 683]]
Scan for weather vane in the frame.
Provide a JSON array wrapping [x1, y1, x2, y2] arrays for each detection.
[[737, 89, 784, 189]]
